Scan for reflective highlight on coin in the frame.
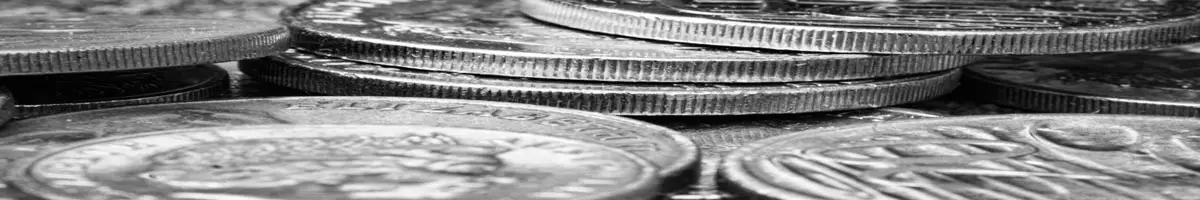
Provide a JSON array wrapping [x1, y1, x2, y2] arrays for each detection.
[[721, 114, 1200, 200], [7, 125, 661, 200]]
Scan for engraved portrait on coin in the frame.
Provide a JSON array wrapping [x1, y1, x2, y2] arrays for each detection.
[[7, 125, 661, 200], [721, 114, 1200, 200]]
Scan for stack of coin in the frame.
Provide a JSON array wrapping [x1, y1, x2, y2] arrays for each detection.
[[240, 0, 976, 116], [0, 15, 290, 119]]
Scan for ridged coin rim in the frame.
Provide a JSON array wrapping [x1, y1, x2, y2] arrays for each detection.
[[961, 68, 1200, 117], [13, 65, 229, 119]]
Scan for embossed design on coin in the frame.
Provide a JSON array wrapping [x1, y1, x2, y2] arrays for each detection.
[[963, 43, 1200, 116], [8, 125, 660, 200], [4, 65, 229, 118], [721, 114, 1200, 200], [283, 0, 975, 82], [522, 0, 1200, 54], [0, 16, 288, 76]]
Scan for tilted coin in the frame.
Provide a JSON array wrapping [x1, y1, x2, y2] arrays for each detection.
[[3, 65, 229, 119], [963, 44, 1200, 117], [0, 15, 289, 76], [638, 108, 943, 200], [721, 114, 1200, 200], [521, 0, 1200, 55], [240, 50, 960, 115], [282, 0, 977, 82], [7, 125, 662, 200], [0, 96, 698, 192]]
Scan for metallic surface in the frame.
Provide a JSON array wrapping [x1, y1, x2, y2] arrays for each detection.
[[7, 125, 662, 200], [963, 44, 1200, 117], [722, 114, 1200, 200], [0, 15, 289, 76], [521, 0, 1200, 55], [241, 50, 960, 116], [284, 0, 977, 82], [0, 96, 698, 192], [636, 108, 943, 200], [5, 65, 229, 119]]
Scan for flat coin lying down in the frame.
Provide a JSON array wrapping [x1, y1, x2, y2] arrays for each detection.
[[722, 114, 1200, 200], [6, 125, 662, 200], [242, 50, 959, 115], [0, 97, 698, 193], [522, 0, 1200, 55], [284, 0, 976, 82], [0, 15, 289, 76], [3, 65, 228, 119]]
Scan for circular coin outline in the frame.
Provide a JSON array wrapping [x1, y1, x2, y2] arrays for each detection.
[[240, 50, 960, 115], [720, 114, 1200, 200], [10, 65, 230, 119], [520, 0, 1200, 55], [282, 0, 977, 82], [7, 124, 663, 200], [0, 15, 289, 76]]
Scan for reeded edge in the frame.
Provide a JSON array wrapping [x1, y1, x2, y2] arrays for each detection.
[[6, 124, 664, 200], [12, 65, 230, 119], [0, 17, 290, 76], [282, 1, 979, 82], [961, 69, 1200, 116], [9, 96, 699, 191], [520, 0, 1200, 55], [716, 114, 1200, 200], [239, 52, 961, 115]]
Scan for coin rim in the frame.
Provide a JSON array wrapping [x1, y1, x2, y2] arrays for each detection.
[[961, 66, 1200, 116], [13, 65, 230, 119]]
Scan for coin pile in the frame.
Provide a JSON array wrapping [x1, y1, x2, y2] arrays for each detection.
[[0, 16, 290, 119]]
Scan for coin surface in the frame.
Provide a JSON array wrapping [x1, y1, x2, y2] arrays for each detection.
[[721, 114, 1200, 200], [522, 0, 1200, 55], [283, 0, 976, 82], [4, 65, 229, 119], [241, 50, 960, 115], [7, 125, 662, 200], [0, 15, 289, 76], [963, 44, 1200, 117], [639, 108, 943, 200], [0, 96, 698, 192]]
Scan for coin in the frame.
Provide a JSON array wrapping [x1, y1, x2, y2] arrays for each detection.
[[282, 0, 976, 82], [6, 124, 662, 200], [721, 114, 1200, 200], [638, 108, 943, 200], [521, 0, 1200, 55], [241, 50, 960, 115], [0, 87, 13, 126], [0, 15, 289, 76], [962, 44, 1200, 117], [3, 65, 229, 119], [0, 96, 698, 192]]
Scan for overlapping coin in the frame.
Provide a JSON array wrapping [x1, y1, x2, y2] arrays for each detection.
[[2, 65, 228, 118], [7, 125, 662, 200], [722, 114, 1200, 200]]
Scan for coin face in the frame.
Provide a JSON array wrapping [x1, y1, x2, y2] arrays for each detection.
[[964, 44, 1200, 116], [0, 15, 288, 76], [283, 0, 975, 82], [640, 108, 942, 199], [721, 114, 1200, 200], [5, 65, 229, 118], [521, 0, 1200, 54], [241, 50, 959, 115], [0, 96, 697, 191], [7, 125, 661, 200]]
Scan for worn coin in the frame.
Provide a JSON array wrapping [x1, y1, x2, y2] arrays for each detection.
[[283, 0, 976, 82], [963, 44, 1200, 117], [7, 125, 662, 200], [241, 50, 959, 115], [0, 15, 289, 76], [722, 114, 1200, 200], [4, 65, 228, 119], [638, 108, 943, 200], [0, 96, 698, 192], [522, 0, 1200, 55]]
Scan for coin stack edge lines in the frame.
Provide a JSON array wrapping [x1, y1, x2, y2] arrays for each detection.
[[961, 70, 1200, 117], [519, 0, 1200, 55], [12, 67, 230, 119]]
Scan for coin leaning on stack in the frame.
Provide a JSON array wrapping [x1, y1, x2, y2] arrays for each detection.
[[0, 15, 291, 119]]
